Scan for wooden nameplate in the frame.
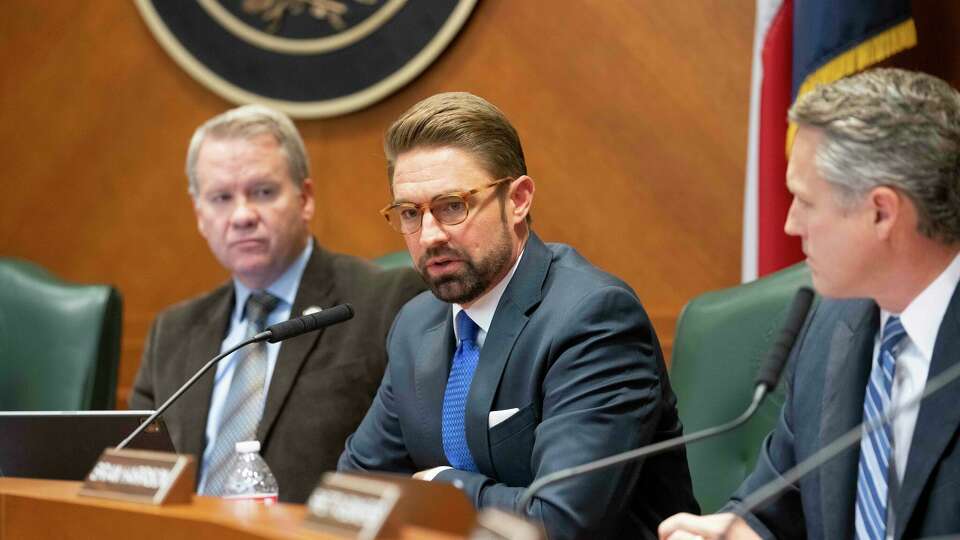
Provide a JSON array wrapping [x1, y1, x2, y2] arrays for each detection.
[[78, 448, 195, 505]]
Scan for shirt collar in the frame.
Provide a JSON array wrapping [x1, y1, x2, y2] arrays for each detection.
[[232, 240, 313, 322], [881, 250, 960, 361], [452, 247, 525, 341]]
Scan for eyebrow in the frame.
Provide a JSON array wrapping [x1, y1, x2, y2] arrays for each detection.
[[389, 177, 512, 207], [391, 190, 461, 205], [248, 177, 281, 185]]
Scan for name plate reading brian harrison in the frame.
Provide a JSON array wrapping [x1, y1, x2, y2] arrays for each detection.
[[304, 473, 400, 539], [79, 448, 195, 505]]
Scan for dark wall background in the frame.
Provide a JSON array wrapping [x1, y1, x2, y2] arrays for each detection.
[[1, 2, 957, 406]]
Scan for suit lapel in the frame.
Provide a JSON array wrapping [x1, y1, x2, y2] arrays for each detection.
[[818, 301, 877, 539], [257, 244, 336, 443], [465, 233, 548, 475], [179, 287, 234, 459], [893, 284, 960, 538], [415, 316, 456, 465]]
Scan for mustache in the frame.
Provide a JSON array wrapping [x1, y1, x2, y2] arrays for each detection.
[[417, 246, 467, 268]]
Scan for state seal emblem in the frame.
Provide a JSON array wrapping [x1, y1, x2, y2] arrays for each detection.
[[136, 0, 476, 118]]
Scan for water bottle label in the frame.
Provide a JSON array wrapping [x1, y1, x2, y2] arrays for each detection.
[[223, 493, 279, 504]]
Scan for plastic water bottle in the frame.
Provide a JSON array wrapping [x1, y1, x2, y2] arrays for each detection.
[[223, 440, 279, 503]]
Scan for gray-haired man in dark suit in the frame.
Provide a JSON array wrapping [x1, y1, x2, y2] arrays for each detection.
[[130, 105, 424, 503], [660, 69, 960, 540]]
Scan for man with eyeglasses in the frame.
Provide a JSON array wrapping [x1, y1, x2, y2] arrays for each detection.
[[129, 105, 424, 503], [338, 92, 698, 539]]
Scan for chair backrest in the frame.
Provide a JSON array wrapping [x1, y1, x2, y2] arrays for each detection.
[[669, 263, 813, 512], [373, 251, 414, 270], [0, 258, 122, 410]]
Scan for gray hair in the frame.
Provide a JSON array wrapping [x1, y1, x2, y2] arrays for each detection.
[[185, 104, 310, 196], [789, 68, 960, 243]]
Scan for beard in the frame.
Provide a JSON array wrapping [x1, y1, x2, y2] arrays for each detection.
[[416, 226, 513, 305]]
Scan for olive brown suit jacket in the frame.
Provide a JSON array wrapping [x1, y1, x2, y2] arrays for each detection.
[[130, 243, 425, 503]]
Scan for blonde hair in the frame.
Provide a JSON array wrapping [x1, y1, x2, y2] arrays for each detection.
[[186, 104, 309, 195]]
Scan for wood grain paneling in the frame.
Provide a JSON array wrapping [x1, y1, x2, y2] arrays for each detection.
[[1, 2, 957, 407]]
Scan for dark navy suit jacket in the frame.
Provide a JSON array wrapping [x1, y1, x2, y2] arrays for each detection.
[[339, 233, 698, 539], [729, 286, 960, 539]]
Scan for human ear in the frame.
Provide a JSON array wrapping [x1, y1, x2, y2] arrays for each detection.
[[300, 178, 316, 222], [193, 197, 209, 239], [870, 186, 901, 240], [508, 175, 535, 224]]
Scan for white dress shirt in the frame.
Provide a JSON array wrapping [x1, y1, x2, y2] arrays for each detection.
[[878, 251, 960, 483], [451, 248, 525, 349]]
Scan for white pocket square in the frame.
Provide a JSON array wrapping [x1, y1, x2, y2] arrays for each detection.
[[488, 408, 520, 428]]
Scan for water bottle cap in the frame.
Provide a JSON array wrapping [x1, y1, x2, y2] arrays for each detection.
[[235, 440, 261, 453]]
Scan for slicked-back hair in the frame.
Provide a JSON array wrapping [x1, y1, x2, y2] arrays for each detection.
[[790, 68, 960, 243], [384, 92, 527, 186], [186, 104, 310, 196]]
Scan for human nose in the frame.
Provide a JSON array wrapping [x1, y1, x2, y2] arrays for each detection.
[[418, 208, 449, 247], [229, 197, 259, 229], [783, 198, 800, 237]]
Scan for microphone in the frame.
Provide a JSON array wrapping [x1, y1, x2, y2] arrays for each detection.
[[730, 331, 960, 526], [516, 288, 815, 510], [258, 303, 354, 343], [116, 304, 355, 450], [755, 288, 814, 390]]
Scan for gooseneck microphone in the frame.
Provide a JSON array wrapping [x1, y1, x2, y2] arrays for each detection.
[[731, 336, 960, 525], [516, 288, 815, 511], [260, 303, 355, 343], [116, 304, 354, 450]]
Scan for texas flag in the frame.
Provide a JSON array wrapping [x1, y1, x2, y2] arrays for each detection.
[[741, 0, 916, 282]]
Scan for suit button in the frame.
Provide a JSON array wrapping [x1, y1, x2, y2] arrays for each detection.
[[453, 479, 465, 489]]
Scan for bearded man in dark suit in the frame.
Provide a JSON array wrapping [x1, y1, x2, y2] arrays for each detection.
[[130, 105, 424, 503], [338, 92, 698, 539]]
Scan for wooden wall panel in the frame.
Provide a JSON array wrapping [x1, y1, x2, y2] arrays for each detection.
[[0, 2, 956, 406]]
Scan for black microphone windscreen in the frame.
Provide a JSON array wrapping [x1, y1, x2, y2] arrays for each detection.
[[755, 287, 815, 391], [266, 303, 355, 343]]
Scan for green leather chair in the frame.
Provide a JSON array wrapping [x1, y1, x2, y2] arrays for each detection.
[[669, 263, 813, 512], [0, 258, 122, 410], [373, 251, 414, 270]]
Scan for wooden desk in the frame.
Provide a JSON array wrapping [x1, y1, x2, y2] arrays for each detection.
[[0, 478, 459, 540]]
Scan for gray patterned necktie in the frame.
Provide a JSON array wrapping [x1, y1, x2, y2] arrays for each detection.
[[201, 291, 280, 496]]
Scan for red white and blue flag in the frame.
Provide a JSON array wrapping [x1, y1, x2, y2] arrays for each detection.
[[741, 0, 916, 282]]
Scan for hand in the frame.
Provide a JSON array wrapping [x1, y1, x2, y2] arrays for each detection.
[[658, 512, 759, 540], [412, 466, 451, 480]]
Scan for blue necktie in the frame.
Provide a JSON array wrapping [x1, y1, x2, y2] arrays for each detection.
[[855, 316, 907, 540], [441, 311, 481, 472]]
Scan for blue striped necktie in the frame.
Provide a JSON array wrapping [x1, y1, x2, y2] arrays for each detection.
[[441, 311, 481, 472], [855, 316, 907, 540]]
